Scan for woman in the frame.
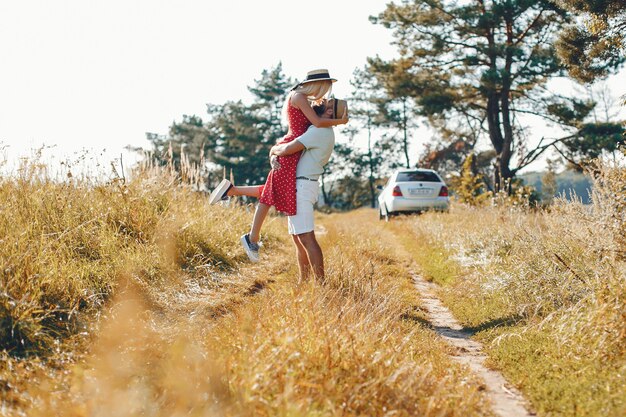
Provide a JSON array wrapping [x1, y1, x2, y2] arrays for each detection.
[[209, 69, 347, 261]]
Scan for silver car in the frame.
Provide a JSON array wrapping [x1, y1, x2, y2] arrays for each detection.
[[378, 169, 449, 220]]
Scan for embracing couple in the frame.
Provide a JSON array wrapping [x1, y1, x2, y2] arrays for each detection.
[[208, 69, 348, 282]]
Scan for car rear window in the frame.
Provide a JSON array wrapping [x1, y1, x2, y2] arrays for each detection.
[[396, 171, 440, 182]]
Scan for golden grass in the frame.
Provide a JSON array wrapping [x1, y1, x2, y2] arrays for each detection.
[[0, 159, 283, 414], [203, 210, 492, 416], [0, 163, 262, 356], [392, 161, 626, 416], [1, 161, 494, 416]]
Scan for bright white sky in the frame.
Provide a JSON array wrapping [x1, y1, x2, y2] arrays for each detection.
[[0, 0, 624, 175], [0, 0, 396, 173]]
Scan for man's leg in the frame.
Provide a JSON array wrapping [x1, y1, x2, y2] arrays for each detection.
[[296, 231, 324, 281], [292, 235, 312, 282]]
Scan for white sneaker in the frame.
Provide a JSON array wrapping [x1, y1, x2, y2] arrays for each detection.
[[209, 179, 232, 205], [240, 233, 260, 262]]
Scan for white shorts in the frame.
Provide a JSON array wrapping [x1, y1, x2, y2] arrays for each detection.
[[287, 180, 320, 235]]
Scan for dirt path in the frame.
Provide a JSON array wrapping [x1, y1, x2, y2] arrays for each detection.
[[412, 272, 534, 417]]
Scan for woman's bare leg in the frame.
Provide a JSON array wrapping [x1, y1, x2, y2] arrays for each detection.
[[228, 185, 262, 198], [249, 202, 270, 244], [226, 184, 268, 244]]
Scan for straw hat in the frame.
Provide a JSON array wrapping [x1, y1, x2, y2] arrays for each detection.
[[292, 69, 337, 90], [327, 98, 348, 119]]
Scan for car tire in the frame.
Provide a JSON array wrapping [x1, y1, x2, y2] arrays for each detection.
[[379, 208, 384, 221]]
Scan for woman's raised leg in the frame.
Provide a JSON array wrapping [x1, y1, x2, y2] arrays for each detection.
[[228, 185, 262, 198]]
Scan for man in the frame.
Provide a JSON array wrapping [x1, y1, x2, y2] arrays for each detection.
[[269, 100, 341, 281]]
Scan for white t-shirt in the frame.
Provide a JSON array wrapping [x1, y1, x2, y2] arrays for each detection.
[[295, 126, 335, 179]]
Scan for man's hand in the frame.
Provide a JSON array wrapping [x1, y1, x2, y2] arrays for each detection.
[[271, 141, 305, 157], [270, 155, 281, 170]]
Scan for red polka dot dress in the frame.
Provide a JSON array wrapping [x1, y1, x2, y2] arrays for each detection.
[[259, 100, 311, 216]]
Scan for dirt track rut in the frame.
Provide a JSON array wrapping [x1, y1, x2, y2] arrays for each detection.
[[412, 272, 534, 417]]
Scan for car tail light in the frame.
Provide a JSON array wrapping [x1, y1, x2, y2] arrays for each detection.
[[438, 186, 449, 197], [392, 186, 403, 197]]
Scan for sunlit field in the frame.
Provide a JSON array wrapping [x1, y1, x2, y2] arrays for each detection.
[[1, 159, 494, 416], [2, 154, 624, 416], [2, 0, 625, 414], [387, 160, 626, 416]]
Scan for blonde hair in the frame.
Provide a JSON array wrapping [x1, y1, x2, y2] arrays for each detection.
[[282, 80, 333, 123], [295, 80, 333, 102]]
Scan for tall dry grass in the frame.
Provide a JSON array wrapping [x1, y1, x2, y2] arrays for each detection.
[[39, 210, 492, 416], [2, 156, 495, 416], [0, 154, 286, 414], [0, 158, 260, 356], [202, 212, 493, 416], [394, 159, 626, 416]]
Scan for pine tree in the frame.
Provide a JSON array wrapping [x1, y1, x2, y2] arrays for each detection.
[[369, 0, 623, 192], [453, 153, 491, 206], [555, 0, 625, 83], [146, 64, 294, 186]]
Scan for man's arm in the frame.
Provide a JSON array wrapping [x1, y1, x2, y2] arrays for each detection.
[[292, 94, 348, 128], [271, 140, 305, 157], [272, 124, 328, 157]]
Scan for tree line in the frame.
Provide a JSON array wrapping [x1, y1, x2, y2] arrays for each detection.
[[144, 0, 624, 210]]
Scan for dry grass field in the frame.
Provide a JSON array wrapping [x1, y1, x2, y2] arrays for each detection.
[[1, 161, 492, 416], [388, 161, 625, 416], [1, 157, 624, 416]]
